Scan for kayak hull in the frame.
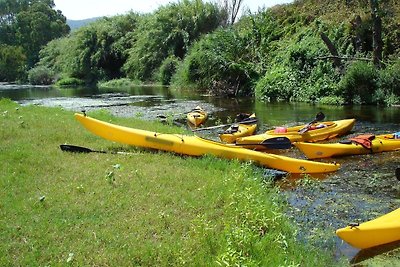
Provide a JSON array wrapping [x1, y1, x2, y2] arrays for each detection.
[[74, 113, 340, 174], [236, 119, 356, 150], [295, 134, 400, 159], [336, 208, 400, 249]]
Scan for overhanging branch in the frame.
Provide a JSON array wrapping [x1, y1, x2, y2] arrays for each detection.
[[315, 55, 373, 62]]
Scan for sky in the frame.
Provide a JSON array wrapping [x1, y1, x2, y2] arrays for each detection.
[[53, 0, 293, 20]]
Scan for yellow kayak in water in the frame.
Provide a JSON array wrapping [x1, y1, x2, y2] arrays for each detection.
[[74, 113, 340, 174], [295, 133, 400, 159], [187, 106, 207, 126], [219, 113, 257, 143], [235, 118, 356, 150], [336, 208, 400, 249]]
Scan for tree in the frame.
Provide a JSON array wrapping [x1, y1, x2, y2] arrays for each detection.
[[124, 0, 224, 81], [37, 14, 141, 83], [15, 1, 70, 67], [0, 0, 69, 81], [0, 45, 26, 81], [218, 0, 244, 26]]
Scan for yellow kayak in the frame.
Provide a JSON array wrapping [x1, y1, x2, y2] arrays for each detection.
[[187, 106, 207, 126], [219, 113, 257, 143], [236, 118, 356, 150], [336, 208, 400, 249], [74, 113, 340, 174], [295, 133, 400, 159]]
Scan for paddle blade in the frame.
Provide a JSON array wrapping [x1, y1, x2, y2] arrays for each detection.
[[260, 137, 292, 149], [396, 168, 400, 181], [299, 112, 326, 134], [315, 112, 325, 121], [60, 144, 94, 153]]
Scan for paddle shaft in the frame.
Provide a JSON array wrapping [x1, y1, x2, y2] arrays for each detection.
[[60, 144, 137, 155], [298, 112, 326, 134], [192, 118, 258, 132]]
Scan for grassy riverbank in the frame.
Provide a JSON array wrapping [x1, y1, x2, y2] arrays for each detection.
[[0, 98, 338, 266]]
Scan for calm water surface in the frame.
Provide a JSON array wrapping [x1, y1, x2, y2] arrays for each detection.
[[1, 84, 400, 262], [2, 84, 399, 125]]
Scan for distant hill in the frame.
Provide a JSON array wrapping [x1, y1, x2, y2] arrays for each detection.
[[67, 17, 101, 30]]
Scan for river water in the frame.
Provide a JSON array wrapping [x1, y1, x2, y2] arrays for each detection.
[[1, 84, 399, 263]]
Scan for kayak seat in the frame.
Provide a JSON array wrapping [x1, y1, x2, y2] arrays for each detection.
[[339, 140, 353, 145], [308, 123, 328, 131], [236, 113, 251, 121], [224, 125, 239, 134]]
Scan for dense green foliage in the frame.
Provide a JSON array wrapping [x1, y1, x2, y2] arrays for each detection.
[[27, 66, 54, 85], [7, 0, 400, 105], [38, 13, 141, 84], [173, 28, 259, 96], [0, 99, 337, 266], [123, 0, 224, 81], [157, 56, 180, 85], [0, 0, 69, 81], [97, 78, 141, 89], [0, 45, 26, 81], [36, 0, 224, 85], [55, 77, 85, 87], [174, 0, 400, 105]]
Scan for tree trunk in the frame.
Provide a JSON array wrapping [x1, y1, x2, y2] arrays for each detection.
[[370, 0, 383, 68], [351, 15, 363, 53], [219, 0, 243, 25], [320, 32, 343, 72]]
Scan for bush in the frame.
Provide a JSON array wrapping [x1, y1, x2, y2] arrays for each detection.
[[123, 1, 224, 81], [0, 45, 27, 82], [338, 61, 377, 104], [173, 29, 258, 96], [98, 78, 141, 89], [28, 66, 55, 85], [292, 61, 341, 103], [255, 65, 297, 102], [375, 60, 400, 105], [56, 77, 85, 87], [319, 96, 345, 105], [157, 56, 180, 85]]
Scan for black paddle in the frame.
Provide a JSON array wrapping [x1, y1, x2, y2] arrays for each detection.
[[60, 144, 136, 155], [298, 112, 326, 134], [396, 168, 400, 181], [192, 118, 258, 132], [238, 137, 292, 149]]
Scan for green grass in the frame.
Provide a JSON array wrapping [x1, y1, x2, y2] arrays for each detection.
[[0, 98, 337, 266], [97, 78, 142, 89]]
